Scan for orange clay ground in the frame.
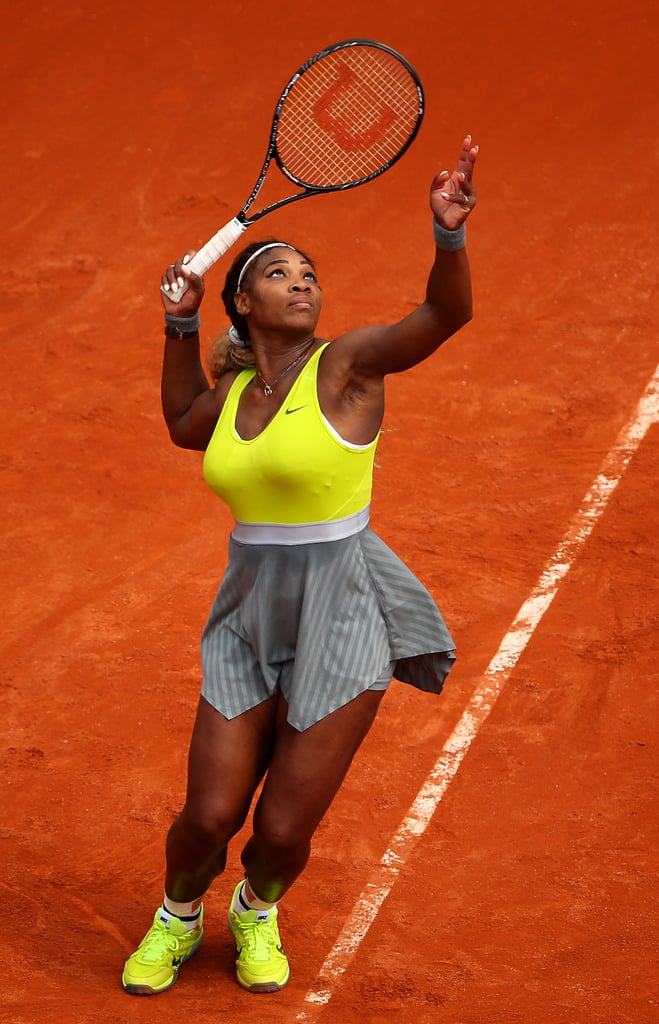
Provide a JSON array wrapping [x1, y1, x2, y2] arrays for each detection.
[[1, 2, 657, 1022]]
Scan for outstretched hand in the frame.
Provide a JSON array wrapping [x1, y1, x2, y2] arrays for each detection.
[[430, 135, 479, 231], [161, 250, 205, 316]]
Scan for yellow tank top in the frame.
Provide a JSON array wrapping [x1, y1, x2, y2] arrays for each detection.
[[202, 344, 378, 525]]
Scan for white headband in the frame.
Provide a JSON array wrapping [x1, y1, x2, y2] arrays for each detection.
[[236, 242, 296, 292]]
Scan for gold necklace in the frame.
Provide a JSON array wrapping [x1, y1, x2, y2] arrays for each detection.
[[255, 339, 316, 397]]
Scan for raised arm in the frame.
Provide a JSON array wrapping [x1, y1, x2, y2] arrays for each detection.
[[332, 136, 478, 379], [160, 255, 226, 450]]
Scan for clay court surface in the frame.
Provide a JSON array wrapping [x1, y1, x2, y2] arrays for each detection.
[[2, 2, 657, 1021]]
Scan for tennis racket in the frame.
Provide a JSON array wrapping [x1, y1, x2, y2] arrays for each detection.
[[166, 39, 424, 301]]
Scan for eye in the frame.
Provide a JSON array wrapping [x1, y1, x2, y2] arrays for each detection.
[[267, 268, 285, 278], [304, 271, 318, 282]]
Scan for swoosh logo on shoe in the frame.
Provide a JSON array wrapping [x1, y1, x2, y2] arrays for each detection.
[[285, 405, 308, 415]]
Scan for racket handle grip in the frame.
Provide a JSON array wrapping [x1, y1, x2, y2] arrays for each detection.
[[164, 217, 248, 303]]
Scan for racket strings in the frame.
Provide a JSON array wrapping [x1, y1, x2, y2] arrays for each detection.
[[276, 47, 421, 187]]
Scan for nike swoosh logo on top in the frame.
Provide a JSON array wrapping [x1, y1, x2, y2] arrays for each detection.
[[285, 405, 308, 415]]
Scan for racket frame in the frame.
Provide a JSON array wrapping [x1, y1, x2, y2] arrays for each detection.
[[167, 39, 425, 299]]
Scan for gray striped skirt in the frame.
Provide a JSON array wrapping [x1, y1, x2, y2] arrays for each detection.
[[200, 527, 455, 731]]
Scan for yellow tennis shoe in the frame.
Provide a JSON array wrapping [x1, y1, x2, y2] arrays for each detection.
[[122, 906, 203, 995], [228, 882, 290, 992]]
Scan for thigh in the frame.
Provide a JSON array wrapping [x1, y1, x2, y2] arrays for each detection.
[[185, 695, 279, 824], [254, 688, 387, 839]]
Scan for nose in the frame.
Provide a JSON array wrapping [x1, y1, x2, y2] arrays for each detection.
[[291, 275, 311, 291]]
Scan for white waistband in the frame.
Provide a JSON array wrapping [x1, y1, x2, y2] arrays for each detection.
[[231, 506, 371, 546]]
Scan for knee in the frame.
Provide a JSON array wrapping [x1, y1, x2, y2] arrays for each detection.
[[252, 805, 312, 859], [173, 798, 249, 851]]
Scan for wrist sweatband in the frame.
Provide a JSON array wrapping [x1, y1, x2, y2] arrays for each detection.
[[433, 219, 466, 252], [164, 311, 201, 332]]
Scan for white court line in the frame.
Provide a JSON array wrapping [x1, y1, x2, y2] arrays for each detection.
[[296, 363, 659, 1021]]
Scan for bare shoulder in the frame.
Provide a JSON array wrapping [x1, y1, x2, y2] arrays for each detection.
[[317, 332, 386, 446], [319, 326, 387, 388]]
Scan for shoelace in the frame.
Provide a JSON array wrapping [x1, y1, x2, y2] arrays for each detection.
[[237, 918, 280, 962], [139, 922, 182, 962]]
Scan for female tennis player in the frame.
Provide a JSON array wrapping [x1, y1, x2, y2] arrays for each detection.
[[122, 135, 479, 997]]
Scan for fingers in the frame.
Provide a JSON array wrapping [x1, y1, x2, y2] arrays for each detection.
[[433, 136, 479, 184], [458, 134, 479, 176], [441, 170, 476, 210], [430, 169, 451, 190], [161, 250, 198, 295], [433, 135, 479, 201], [161, 249, 205, 311], [429, 136, 479, 229]]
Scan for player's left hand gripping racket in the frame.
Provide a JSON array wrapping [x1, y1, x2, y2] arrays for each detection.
[[166, 39, 424, 302]]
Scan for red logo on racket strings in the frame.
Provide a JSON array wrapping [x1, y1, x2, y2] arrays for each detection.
[[312, 66, 396, 152]]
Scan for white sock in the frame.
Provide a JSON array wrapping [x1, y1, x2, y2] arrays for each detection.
[[162, 893, 202, 931], [234, 880, 276, 920]]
